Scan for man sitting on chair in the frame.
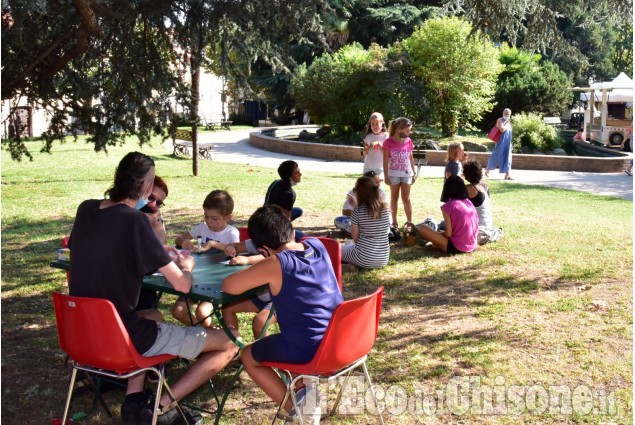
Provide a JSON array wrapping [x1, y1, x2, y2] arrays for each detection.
[[68, 152, 238, 425]]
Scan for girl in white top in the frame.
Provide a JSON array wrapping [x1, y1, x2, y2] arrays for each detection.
[[362, 112, 389, 176]]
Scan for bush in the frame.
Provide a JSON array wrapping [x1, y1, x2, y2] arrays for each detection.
[[291, 43, 402, 133], [511, 112, 561, 152]]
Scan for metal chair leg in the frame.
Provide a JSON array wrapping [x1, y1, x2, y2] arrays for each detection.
[[362, 362, 385, 424], [61, 367, 78, 425]]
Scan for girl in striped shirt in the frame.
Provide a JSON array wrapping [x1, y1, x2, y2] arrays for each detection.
[[341, 176, 391, 268]]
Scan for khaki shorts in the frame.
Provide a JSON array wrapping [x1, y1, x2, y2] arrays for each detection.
[[143, 322, 207, 360]]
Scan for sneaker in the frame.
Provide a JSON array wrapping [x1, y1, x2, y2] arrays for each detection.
[[139, 405, 203, 425], [422, 217, 438, 232], [121, 389, 153, 425], [301, 383, 321, 425]]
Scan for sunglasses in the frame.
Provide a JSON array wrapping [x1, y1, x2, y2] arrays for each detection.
[[148, 194, 165, 208]]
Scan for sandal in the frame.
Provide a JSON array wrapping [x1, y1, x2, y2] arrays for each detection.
[[484, 170, 490, 177], [389, 224, 402, 242], [504, 175, 514, 180], [403, 222, 418, 247]]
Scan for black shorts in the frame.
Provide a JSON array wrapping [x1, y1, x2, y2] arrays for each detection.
[[447, 238, 466, 255]]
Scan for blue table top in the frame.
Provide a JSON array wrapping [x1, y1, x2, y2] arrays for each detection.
[[143, 252, 256, 304], [50, 251, 260, 305]]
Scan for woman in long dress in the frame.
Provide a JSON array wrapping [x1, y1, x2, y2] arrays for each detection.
[[486, 108, 513, 180]]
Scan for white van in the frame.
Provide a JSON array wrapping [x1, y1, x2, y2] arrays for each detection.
[[579, 72, 633, 147]]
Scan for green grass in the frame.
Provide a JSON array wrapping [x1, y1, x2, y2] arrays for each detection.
[[1, 133, 632, 424]]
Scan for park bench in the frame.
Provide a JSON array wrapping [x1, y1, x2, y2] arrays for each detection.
[[172, 130, 214, 160], [201, 116, 233, 131], [544, 117, 568, 129]]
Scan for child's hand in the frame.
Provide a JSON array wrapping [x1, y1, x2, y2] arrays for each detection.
[[225, 244, 238, 257], [347, 194, 357, 208], [229, 255, 249, 265], [412, 175, 417, 184], [165, 245, 179, 258], [177, 254, 195, 271]]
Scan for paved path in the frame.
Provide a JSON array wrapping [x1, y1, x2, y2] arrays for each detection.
[[195, 129, 633, 201]]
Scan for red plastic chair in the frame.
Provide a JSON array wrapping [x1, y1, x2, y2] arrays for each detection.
[[237, 227, 250, 242], [300, 237, 342, 292], [52, 292, 185, 425], [261, 286, 385, 424]]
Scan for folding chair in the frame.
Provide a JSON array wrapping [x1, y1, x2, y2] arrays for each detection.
[[261, 286, 385, 424], [52, 292, 186, 425], [300, 236, 342, 291]]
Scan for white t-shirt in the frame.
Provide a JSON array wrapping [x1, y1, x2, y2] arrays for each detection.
[[363, 132, 388, 173], [342, 187, 387, 212], [189, 223, 239, 244]]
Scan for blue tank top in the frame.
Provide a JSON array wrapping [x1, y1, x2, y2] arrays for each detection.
[[273, 238, 343, 357]]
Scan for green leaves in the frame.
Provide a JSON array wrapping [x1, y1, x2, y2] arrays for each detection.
[[405, 17, 502, 136]]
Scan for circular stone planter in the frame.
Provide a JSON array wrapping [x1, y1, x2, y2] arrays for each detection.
[[249, 126, 632, 173]]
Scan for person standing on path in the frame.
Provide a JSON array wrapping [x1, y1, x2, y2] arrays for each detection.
[[486, 108, 514, 180]]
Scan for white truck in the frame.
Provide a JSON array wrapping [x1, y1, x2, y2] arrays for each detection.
[[578, 72, 633, 147]]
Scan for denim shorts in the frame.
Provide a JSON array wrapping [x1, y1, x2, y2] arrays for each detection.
[[143, 322, 207, 360], [251, 295, 273, 312], [388, 175, 413, 185]]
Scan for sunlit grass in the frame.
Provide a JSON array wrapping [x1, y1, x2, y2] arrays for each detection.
[[1, 134, 632, 424]]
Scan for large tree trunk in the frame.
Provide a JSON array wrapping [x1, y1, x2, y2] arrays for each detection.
[[190, 32, 203, 177]]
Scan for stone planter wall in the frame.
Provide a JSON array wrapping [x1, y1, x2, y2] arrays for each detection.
[[249, 127, 631, 173]]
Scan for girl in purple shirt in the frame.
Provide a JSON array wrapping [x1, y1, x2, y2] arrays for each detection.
[[417, 176, 478, 254]]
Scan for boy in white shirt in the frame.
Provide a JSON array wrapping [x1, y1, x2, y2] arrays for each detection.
[[173, 190, 239, 326], [334, 171, 386, 236]]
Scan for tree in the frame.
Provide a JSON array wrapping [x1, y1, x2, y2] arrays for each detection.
[[478, 47, 572, 131], [291, 42, 402, 133], [497, 61, 572, 114], [443, 0, 632, 54], [346, 1, 438, 47], [1, 0, 338, 166], [405, 16, 502, 136]]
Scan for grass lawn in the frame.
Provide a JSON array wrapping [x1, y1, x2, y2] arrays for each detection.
[[1, 134, 632, 424]]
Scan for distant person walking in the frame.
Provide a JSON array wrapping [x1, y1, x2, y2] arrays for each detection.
[[485, 108, 513, 180]]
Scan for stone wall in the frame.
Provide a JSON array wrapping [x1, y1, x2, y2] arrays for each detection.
[[249, 128, 631, 173]]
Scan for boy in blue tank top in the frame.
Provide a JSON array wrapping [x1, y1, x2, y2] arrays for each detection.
[[222, 205, 342, 421]]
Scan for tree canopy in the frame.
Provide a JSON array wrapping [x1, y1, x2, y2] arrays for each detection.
[[1, 0, 334, 160], [2, 0, 631, 160], [444, 0, 632, 54]]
